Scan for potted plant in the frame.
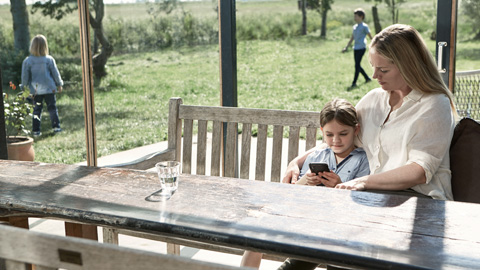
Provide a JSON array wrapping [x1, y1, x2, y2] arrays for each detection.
[[3, 81, 34, 161]]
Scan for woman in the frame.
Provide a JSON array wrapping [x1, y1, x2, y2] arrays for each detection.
[[278, 24, 456, 269]]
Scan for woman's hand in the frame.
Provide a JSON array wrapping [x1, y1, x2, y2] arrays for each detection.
[[335, 176, 368, 190], [282, 162, 300, 184], [319, 171, 342, 188]]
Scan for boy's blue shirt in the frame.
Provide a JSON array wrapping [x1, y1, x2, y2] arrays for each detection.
[[352, 22, 370, 50], [300, 147, 370, 182]]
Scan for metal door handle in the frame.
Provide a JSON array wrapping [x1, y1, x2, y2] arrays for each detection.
[[437, 42, 447, 73]]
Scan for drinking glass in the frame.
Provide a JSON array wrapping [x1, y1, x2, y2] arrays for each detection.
[[155, 161, 181, 197]]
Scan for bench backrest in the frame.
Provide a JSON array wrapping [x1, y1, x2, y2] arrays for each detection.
[[0, 225, 247, 270], [168, 97, 321, 181]]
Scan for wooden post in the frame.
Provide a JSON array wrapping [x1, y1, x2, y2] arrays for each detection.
[[436, 0, 458, 92], [218, 0, 238, 177], [64, 0, 98, 241], [0, 65, 8, 160]]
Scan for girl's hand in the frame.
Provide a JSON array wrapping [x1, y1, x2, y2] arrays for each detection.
[[319, 171, 342, 188], [304, 172, 323, 186], [58, 86, 63, 93], [342, 47, 348, 53], [335, 177, 368, 190]]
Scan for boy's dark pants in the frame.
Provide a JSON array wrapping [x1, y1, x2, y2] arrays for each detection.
[[32, 93, 60, 132], [353, 48, 370, 85]]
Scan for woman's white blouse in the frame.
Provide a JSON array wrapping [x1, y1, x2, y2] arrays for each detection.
[[356, 88, 455, 200]]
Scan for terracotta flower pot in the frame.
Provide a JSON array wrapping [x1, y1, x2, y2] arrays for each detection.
[[7, 136, 35, 161]]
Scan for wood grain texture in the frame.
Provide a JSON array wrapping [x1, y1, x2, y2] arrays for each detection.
[[179, 105, 321, 127], [168, 98, 183, 162], [255, 124, 268, 181], [1, 161, 480, 269], [305, 127, 317, 152], [287, 126, 300, 164], [240, 123, 252, 179], [211, 121, 222, 177], [0, 225, 245, 270], [196, 120, 208, 175], [224, 122, 238, 178], [271, 126, 284, 182], [182, 119, 193, 174]]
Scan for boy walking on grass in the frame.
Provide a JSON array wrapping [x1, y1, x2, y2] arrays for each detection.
[[342, 8, 373, 90]]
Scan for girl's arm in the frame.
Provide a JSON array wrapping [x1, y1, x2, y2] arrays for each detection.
[[367, 32, 373, 39], [282, 143, 328, 184], [335, 163, 426, 191]]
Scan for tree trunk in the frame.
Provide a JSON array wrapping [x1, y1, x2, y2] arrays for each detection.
[[391, 0, 396, 24], [89, 0, 113, 80], [10, 0, 30, 53], [372, 5, 382, 34], [301, 0, 307, 35], [320, 8, 327, 38]]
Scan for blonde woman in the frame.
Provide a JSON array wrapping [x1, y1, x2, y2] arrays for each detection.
[[279, 24, 456, 269], [21, 34, 63, 137]]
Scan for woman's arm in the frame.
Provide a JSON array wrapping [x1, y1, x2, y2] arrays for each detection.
[[282, 148, 315, 184], [335, 163, 426, 190]]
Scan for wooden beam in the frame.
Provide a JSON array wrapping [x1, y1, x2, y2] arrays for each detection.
[[78, 0, 97, 167], [68, 0, 98, 241]]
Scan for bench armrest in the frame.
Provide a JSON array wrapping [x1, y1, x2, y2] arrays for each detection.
[[104, 148, 176, 170]]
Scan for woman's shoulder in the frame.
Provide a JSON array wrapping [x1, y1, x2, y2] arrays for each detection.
[[357, 88, 386, 107]]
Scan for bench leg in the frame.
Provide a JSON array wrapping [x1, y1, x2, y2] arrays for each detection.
[[0, 217, 29, 229], [167, 243, 181, 255], [65, 222, 98, 240], [103, 228, 119, 245]]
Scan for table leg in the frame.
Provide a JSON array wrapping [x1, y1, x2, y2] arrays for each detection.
[[65, 222, 98, 240]]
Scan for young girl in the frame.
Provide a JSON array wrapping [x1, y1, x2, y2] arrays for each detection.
[[240, 98, 370, 268], [21, 34, 63, 137]]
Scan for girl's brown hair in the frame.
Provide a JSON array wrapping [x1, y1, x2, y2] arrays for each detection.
[[370, 24, 456, 113], [30, 35, 49, 57], [320, 98, 358, 128]]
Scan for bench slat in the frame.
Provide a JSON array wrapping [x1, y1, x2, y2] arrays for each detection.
[[179, 105, 321, 128], [168, 98, 183, 161], [271, 125, 284, 182], [182, 119, 193, 174], [288, 126, 300, 164], [306, 127, 317, 152], [196, 120, 208, 175], [225, 122, 238, 178], [255, 124, 268, 181], [240, 123, 252, 179], [211, 121, 222, 177]]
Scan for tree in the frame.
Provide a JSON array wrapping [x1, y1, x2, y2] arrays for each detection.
[[365, 0, 406, 25], [10, 0, 30, 53], [462, 0, 480, 40], [307, 0, 334, 38], [32, 0, 113, 80]]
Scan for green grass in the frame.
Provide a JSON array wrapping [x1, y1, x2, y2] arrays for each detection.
[[1, 0, 479, 164]]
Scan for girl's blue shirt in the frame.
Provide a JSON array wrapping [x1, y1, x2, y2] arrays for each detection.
[[300, 147, 370, 182], [21, 55, 63, 95]]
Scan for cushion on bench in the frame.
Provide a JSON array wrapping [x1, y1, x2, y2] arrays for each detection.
[[450, 118, 480, 203]]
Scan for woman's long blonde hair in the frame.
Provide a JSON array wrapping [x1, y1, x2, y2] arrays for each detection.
[[30, 35, 49, 57], [370, 24, 456, 112]]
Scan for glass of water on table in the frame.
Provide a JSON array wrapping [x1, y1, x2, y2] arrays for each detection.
[[155, 161, 181, 198]]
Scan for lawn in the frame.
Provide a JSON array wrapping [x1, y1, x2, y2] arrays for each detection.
[[1, 0, 479, 164]]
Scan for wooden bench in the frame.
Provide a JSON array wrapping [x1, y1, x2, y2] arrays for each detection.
[[0, 225, 247, 270], [104, 97, 322, 258]]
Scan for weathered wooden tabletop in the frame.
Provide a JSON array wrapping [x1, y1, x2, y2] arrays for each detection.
[[0, 160, 479, 269]]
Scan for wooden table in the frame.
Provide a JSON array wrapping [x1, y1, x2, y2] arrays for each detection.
[[1, 160, 479, 269]]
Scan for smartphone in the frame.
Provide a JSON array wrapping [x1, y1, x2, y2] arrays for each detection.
[[309, 162, 330, 175]]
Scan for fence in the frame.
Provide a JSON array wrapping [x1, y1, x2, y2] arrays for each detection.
[[455, 69, 480, 119]]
